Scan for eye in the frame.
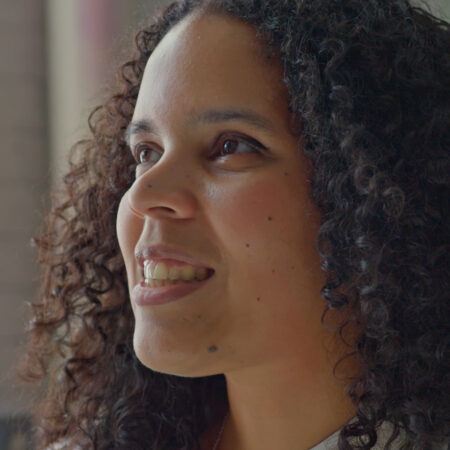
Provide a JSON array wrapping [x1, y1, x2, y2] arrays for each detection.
[[213, 134, 265, 159], [130, 133, 265, 167], [132, 143, 160, 165]]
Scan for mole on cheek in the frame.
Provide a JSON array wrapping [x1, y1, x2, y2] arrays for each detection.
[[207, 345, 219, 353], [267, 216, 273, 221]]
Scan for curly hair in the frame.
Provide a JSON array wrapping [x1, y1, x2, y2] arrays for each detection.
[[15, 0, 450, 449]]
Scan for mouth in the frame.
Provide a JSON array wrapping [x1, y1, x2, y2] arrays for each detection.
[[141, 267, 215, 287], [132, 269, 215, 306]]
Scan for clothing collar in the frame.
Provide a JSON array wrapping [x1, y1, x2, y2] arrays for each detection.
[[308, 416, 398, 450]]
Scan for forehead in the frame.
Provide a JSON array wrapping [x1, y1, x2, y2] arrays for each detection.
[[132, 13, 290, 128]]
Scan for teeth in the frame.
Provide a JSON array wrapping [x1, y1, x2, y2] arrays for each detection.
[[168, 266, 180, 280], [147, 279, 184, 287], [144, 261, 209, 283], [180, 265, 195, 280]]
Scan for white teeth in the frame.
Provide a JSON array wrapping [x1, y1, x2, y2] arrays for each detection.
[[152, 262, 169, 280], [168, 266, 180, 280], [180, 265, 195, 280], [144, 261, 210, 283]]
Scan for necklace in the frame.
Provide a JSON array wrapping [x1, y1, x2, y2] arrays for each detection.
[[211, 411, 229, 450]]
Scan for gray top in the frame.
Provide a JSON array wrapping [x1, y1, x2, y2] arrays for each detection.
[[309, 416, 449, 450], [46, 416, 449, 449]]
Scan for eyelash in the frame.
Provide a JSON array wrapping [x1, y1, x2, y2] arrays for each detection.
[[131, 133, 265, 166]]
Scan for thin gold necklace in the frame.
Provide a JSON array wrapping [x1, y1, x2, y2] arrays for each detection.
[[211, 411, 229, 450]]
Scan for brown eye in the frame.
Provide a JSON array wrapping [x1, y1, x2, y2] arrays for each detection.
[[215, 135, 264, 158], [133, 144, 160, 165], [131, 134, 265, 168]]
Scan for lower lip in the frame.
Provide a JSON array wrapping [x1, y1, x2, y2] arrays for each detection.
[[131, 275, 214, 306]]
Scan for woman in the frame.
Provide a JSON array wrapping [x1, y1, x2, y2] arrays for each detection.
[[17, 0, 449, 449]]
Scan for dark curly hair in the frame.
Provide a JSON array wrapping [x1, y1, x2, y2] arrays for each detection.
[[15, 0, 450, 449]]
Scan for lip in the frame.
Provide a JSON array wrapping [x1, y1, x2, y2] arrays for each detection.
[[135, 244, 214, 270], [131, 275, 214, 306]]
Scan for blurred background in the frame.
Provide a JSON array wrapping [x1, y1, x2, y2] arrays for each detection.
[[0, 0, 448, 448]]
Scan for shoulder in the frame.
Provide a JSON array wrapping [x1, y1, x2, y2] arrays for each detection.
[[313, 418, 449, 450], [44, 439, 69, 450], [44, 437, 86, 450], [360, 420, 448, 450], [374, 421, 449, 450]]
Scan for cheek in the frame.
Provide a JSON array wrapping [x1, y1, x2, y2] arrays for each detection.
[[212, 178, 300, 277], [116, 192, 144, 273], [212, 177, 320, 290], [215, 179, 299, 241]]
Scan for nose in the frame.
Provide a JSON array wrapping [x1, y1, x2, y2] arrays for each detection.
[[125, 153, 198, 221]]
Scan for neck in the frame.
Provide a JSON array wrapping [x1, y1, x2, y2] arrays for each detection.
[[215, 315, 361, 450]]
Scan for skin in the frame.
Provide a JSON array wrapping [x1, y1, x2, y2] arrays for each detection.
[[116, 11, 361, 450]]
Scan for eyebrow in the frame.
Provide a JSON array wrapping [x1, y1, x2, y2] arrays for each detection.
[[124, 107, 276, 147]]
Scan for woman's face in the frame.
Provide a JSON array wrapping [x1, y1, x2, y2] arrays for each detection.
[[116, 12, 329, 377]]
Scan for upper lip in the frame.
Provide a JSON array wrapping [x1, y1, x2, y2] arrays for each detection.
[[135, 244, 214, 270]]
